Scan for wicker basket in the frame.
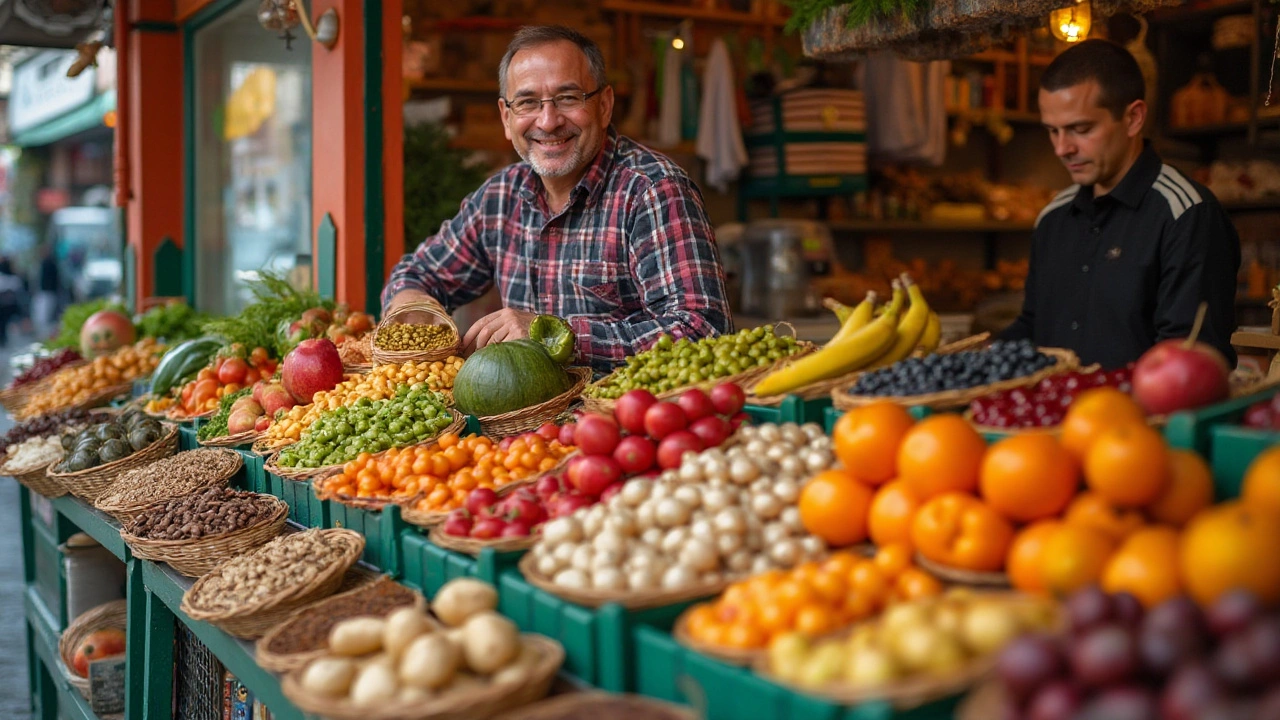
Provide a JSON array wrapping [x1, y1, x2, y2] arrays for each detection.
[[916, 553, 1011, 588], [16, 379, 135, 421], [493, 693, 698, 720], [94, 447, 244, 524], [673, 607, 761, 667], [47, 422, 180, 502], [264, 410, 466, 482], [255, 577, 427, 673], [0, 359, 89, 415], [197, 427, 261, 448], [281, 634, 564, 720], [831, 347, 1079, 412], [518, 553, 728, 611], [399, 452, 574, 529], [370, 299, 461, 366], [58, 599, 128, 699], [120, 495, 290, 577], [583, 331, 817, 415], [746, 332, 992, 406], [3, 455, 68, 498], [473, 366, 592, 437], [180, 528, 366, 639], [427, 524, 538, 557]]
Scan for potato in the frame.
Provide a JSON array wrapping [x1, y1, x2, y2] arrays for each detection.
[[350, 661, 398, 707], [329, 617, 386, 656], [432, 578, 498, 628], [490, 641, 540, 686], [300, 657, 357, 697], [460, 612, 520, 675], [383, 607, 432, 660], [399, 633, 460, 689]]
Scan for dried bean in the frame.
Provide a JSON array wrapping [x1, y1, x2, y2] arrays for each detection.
[[97, 449, 240, 509], [185, 529, 352, 613]]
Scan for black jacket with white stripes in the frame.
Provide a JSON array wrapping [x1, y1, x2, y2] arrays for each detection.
[[1000, 142, 1240, 369]]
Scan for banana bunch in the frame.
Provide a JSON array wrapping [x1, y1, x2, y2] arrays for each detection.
[[753, 274, 941, 397]]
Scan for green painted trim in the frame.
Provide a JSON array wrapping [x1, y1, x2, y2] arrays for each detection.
[[316, 213, 336, 300], [186, 0, 242, 31], [363, 0, 385, 314], [133, 20, 178, 32], [10, 90, 116, 147], [182, 18, 197, 309], [153, 236, 184, 297]]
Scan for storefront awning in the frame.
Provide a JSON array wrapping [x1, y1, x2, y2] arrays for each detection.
[[0, 0, 105, 49], [10, 88, 114, 146]]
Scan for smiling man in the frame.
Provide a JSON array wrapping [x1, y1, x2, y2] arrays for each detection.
[[382, 25, 731, 373], [1000, 40, 1241, 369]]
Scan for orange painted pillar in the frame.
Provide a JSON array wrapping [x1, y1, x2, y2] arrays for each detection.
[[381, 0, 405, 289], [123, 0, 184, 308]]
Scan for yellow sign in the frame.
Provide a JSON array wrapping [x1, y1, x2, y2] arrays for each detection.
[[224, 67, 278, 140]]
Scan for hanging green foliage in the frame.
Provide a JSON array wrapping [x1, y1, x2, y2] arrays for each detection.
[[784, 0, 931, 33], [403, 122, 493, 252]]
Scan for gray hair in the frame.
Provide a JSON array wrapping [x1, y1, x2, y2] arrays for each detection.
[[498, 25, 607, 99]]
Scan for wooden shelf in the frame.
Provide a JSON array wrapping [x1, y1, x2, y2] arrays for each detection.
[[947, 108, 1042, 124], [1149, 0, 1255, 28], [601, 0, 788, 27], [967, 49, 1056, 66], [828, 219, 1035, 233], [1223, 199, 1280, 212], [408, 77, 500, 94]]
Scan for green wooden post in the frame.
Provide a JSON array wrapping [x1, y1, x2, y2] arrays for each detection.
[[142, 588, 175, 720], [153, 237, 184, 298], [316, 213, 337, 301], [125, 559, 148, 720], [19, 486, 35, 584]]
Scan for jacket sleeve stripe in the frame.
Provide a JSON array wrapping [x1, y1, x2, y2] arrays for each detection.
[[1153, 179, 1190, 220], [1160, 165, 1203, 205]]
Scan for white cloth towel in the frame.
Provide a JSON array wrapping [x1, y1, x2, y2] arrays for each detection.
[[861, 52, 949, 166], [696, 39, 748, 192], [657, 45, 684, 147]]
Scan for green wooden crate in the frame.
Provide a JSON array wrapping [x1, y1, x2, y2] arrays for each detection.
[[266, 472, 327, 528], [178, 425, 200, 451], [746, 396, 833, 427], [1208, 425, 1280, 500], [326, 502, 405, 574], [1165, 384, 1280, 456], [400, 529, 479, 596], [234, 449, 268, 494], [634, 626, 960, 720], [495, 568, 702, 691]]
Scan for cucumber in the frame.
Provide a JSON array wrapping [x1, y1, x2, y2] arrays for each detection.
[[151, 337, 222, 396]]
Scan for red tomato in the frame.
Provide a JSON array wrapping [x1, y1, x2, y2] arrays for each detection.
[[250, 347, 271, 367], [242, 368, 261, 386], [196, 367, 216, 382], [191, 378, 220, 408], [180, 383, 195, 405], [217, 357, 249, 385]]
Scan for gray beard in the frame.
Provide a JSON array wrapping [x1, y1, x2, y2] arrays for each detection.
[[518, 136, 586, 179]]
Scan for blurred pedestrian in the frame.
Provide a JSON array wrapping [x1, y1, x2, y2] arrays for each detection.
[[0, 257, 23, 346], [34, 245, 61, 340]]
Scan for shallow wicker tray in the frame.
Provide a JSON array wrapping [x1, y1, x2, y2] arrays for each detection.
[[281, 634, 564, 720], [94, 447, 244, 524], [46, 422, 180, 503], [264, 410, 465, 482], [493, 693, 698, 720], [197, 427, 262, 448], [121, 495, 290, 577], [255, 576, 428, 673], [746, 332, 992, 406], [370, 299, 461, 366], [582, 327, 817, 415], [518, 553, 728, 611], [16, 379, 135, 421], [58, 599, 127, 699], [399, 452, 575, 529], [831, 346, 1080, 412], [474, 366, 592, 437], [915, 553, 1011, 588], [427, 523, 538, 557], [3, 454, 68, 498], [672, 607, 761, 667], [180, 528, 366, 639], [0, 360, 88, 415]]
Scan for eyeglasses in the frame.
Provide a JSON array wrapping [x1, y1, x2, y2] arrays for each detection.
[[501, 86, 606, 117]]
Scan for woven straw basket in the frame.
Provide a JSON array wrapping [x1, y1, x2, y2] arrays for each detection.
[[673, 608, 761, 667], [197, 427, 261, 448], [121, 495, 290, 578], [473, 366, 592, 437], [399, 452, 574, 529], [4, 457, 68, 498], [58, 599, 127, 700], [427, 524, 538, 557], [518, 553, 728, 611], [47, 422, 180, 502], [493, 693, 698, 720], [371, 299, 461, 365], [94, 447, 244, 524], [264, 410, 465, 482]]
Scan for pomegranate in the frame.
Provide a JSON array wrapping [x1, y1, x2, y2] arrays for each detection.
[[281, 338, 345, 404]]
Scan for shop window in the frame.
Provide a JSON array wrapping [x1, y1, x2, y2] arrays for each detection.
[[192, 0, 312, 315]]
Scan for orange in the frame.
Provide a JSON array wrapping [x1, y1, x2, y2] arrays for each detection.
[[895, 567, 944, 601], [1084, 423, 1171, 508], [756, 603, 795, 635], [1180, 501, 1280, 606], [794, 604, 839, 637], [897, 414, 986, 501], [868, 480, 922, 549], [1041, 524, 1116, 595], [685, 604, 718, 640], [1006, 520, 1062, 594], [810, 571, 848, 606], [980, 434, 1081, 522], [873, 543, 913, 579], [723, 623, 767, 649], [1060, 387, 1147, 460], [1102, 526, 1183, 608], [1242, 447, 1280, 515], [832, 402, 915, 486], [799, 470, 873, 547], [1064, 491, 1146, 542], [1148, 450, 1215, 527], [911, 492, 1014, 572], [848, 561, 890, 608]]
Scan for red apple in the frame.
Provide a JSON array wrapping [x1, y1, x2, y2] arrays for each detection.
[[729, 411, 750, 430], [676, 389, 715, 423], [535, 474, 562, 499], [442, 510, 473, 537], [1132, 338, 1230, 415], [548, 493, 593, 518], [615, 389, 659, 435], [657, 431, 704, 470], [568, 455, 623, 497], [470, 517, 506, 539], [557, 423, 576, 447], [613, 435, 657, 474], [466, 488, 499, 516], [536, 422, 560, 442], [574, 414, 622, 456], [501, 520, 533, 537], [644, 402, 688, 440], [689, 416, 731, 449], [710, 382, 746, 416], [503, 494, 545, 525], [254, 415, 272, 433]]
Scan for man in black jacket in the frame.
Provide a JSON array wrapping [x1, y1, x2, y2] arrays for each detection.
[[1001, 40, 1240, 368]]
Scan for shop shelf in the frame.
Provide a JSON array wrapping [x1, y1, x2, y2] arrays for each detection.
[[141, 560, 305, 720], [495, 567, 702, 691], [746, 395, 833, 426], [32, 520, 64, 626], [1164, 383, 1280, 455], [265, 472, 327, 528], [325, 502, 404, 574], [634, 625, 960, 720], [50, 496, 129, 563], [25, 586, 103, 720], [1208, 425, 1280, 500]]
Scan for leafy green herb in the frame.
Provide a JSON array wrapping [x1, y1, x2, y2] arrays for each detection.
[[404, 122, 492, 252], [784, 0, 930, 33], [44, 299, 130, 351], [200, 271, 332, 358], [197, 387, 252, 441], [138, 303, 211, 343]]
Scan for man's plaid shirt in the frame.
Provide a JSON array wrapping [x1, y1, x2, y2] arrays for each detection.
[[382, 128, 733, 373]]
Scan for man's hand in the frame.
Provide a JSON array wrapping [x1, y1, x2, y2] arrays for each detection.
[[463, 308, 538, 354], [384, 289, 449, 325]]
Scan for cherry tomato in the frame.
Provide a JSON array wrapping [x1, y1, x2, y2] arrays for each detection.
[[218, 357, 249, 385], [181, 383, 195, 405], [191, 378, 220, 408], [250, 347, 270, 367], [196, 367, 216, 382], [243, 369, 261, 386]]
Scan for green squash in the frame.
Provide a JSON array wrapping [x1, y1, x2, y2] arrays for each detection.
[[452, 339, 573, 417]]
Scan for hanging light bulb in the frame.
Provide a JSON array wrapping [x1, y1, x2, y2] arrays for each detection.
[[1049, 0, 1092, 43]]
